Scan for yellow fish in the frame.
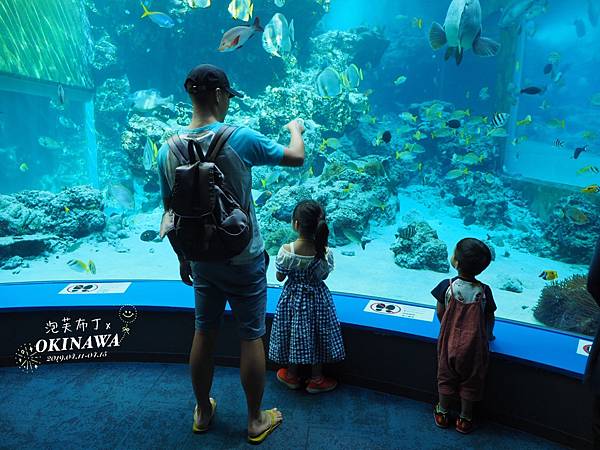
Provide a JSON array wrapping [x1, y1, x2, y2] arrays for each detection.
[[516, 115, 532, 126], [64, 206, 70, 214], [400, 112, 417, 123], [450, 109, 470, 120], [547, 118, 566, 129], [19, 163, 29, 172], [413, 130, 425, 141], [67, 259, 96, 274], [412, 17, 423, 29], [538, 270, 558, 281], [260, 178, 267, 189], [342, 183, 355, 193], [460, 152, 484, 165], [322, 137, 342, 149], [576, 165, 600, 175], [396, 150, 416, 161], [563, 206, 589, 225], [582, 184, 600, 194], [512, 135, 528, 146], [228, 0, 253, 21], [445, 168, 469, 180]]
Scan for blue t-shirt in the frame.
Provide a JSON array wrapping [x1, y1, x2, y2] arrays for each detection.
[[156, 122, 285, 264], [157, 122, 285, 198]]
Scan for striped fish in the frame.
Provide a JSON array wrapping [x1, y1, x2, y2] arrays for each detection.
[[396, 225, 417, 240], [554, 138, 564, 148], [491, 113, 509, 128]]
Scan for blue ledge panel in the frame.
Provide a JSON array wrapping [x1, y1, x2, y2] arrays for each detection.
[[0, 280, 591, 377]]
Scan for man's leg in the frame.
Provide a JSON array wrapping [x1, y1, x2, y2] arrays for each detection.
[[189, 261, 226, 426], [241, 337, 283, 437], [240, 337, 266, 424], [190, 329, 219, 426], [228, 255, 282, 437]]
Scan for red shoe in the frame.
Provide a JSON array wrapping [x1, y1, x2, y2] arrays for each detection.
[[306, 376, 338, 394], [276, 368, 302, 390], [433, 404, 449, 429], [455, 416, 475, 434]]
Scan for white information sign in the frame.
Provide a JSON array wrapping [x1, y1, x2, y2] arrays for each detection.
[[59, 282, 131, 295], [577, 339, 593, 357], [363, 300, 435, 322]]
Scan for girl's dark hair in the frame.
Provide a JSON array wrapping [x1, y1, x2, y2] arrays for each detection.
[[454, 238, 492, 277], [292, 199, 329, 260]]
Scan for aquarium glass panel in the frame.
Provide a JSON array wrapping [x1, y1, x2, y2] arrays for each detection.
[[1, 0, 599, 338]]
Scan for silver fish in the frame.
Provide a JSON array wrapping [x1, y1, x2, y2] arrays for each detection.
[[130, 89, 173, 111], [218, 17, 263, 52], [262, 13, 294, 57]]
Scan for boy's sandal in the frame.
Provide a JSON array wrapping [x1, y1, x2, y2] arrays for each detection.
[[455, 416, 475, 434], [433, 403, 450, 429], [192, 398, 217, 434], [247, 408, 282, 445]]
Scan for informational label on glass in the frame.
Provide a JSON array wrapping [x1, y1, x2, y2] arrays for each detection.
[[577, 339, 593, 357], [363, 300, 434, 322], [59, 282, 131, 295]]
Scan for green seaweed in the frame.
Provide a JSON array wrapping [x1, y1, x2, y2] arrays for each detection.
[[0, 0, 93, 88]]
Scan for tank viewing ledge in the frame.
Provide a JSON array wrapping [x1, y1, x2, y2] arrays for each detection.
[[0, 279, 593, 448]]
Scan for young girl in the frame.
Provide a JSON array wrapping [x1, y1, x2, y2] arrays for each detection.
[[431, 238, 496, 434], [268, 199, 345, 393]]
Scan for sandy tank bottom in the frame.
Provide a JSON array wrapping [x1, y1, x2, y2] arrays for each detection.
[[0, 192, 587, 326]]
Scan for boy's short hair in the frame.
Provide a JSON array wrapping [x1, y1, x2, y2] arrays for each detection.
[[454, 238, 492, 277]]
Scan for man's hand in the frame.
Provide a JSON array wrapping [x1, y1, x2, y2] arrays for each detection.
[[179, 261, 193, 286], [286, 119, 305, 135]]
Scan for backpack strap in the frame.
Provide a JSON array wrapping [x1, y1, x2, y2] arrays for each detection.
[[166, 125, 237, 165], [167, 134, 189, 165], [206, 125, 237, 162]]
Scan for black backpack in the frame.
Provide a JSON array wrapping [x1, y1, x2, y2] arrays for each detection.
[[166, 125, 252, 262]]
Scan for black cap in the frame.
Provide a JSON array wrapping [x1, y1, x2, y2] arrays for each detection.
[[184, 64, 242, 98]]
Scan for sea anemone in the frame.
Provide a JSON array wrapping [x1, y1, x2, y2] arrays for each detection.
[[533, 274, 600, 336]]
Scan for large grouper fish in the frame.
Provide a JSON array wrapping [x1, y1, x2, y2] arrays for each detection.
[[429, 0, 501, 65]]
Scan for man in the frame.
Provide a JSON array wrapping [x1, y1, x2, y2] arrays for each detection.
[[157, 64, 305, 443], [586, 236, 600, 449]]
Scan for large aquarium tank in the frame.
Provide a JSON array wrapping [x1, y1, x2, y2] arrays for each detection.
[[1, 0, 599, 337]]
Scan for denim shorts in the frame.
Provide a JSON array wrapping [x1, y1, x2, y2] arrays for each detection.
[[191, 253, 267, 340]]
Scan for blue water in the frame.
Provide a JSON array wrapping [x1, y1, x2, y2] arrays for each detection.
[[0, 0, 599, 335]]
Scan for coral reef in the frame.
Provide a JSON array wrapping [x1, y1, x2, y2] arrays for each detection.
[[255, 167, 397, 255], [533, 275, 600, 336], [95, 77, 132, 187], [0, 186, 105, 240], [308, 28, 390, 71], [91, 32, 119, 72], [543, 195, 600, 263], [390, 221, 449, 273]]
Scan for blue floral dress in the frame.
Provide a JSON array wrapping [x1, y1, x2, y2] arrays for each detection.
[[269, 242, 345, 365]]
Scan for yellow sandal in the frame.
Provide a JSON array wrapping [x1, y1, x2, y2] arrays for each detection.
[[247, 408, 282, 445], [192, 398, 217, 434]]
